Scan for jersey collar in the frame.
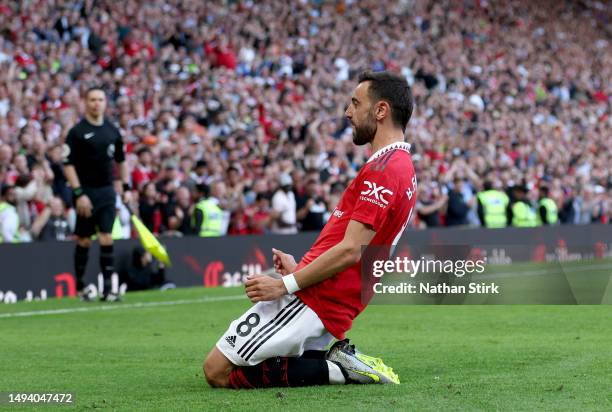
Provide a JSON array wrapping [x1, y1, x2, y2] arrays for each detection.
[[367, 141, 411, 163]]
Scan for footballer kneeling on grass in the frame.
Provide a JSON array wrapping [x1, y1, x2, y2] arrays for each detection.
[[204, 71, 417, 388]]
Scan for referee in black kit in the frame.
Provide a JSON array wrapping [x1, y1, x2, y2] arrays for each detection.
[[63, 87, 131, 301]]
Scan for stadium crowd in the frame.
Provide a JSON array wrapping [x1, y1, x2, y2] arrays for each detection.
[[0, 0, 610, 242]]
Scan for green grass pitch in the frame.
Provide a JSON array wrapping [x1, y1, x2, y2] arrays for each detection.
[[1, 286, 610, 411]]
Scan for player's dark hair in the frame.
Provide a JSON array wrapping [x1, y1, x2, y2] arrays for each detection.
[[358, 71, 414, 131], [84, 86, 106, 98], [539, 186, 550, 196]]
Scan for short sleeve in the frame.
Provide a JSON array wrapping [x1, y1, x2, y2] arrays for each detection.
[[114, 128, 126, 163], [63, 127, 76, 165], [350, 166, 400, 232]]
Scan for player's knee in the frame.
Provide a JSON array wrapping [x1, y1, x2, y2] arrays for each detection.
[[202, 361, 227, 388], [203, 354, 231, 388], [77, 237, 92, 248], [98, 233, 113, 245]]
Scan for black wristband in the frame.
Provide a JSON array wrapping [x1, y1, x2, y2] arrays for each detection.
[[123, 183, 131, 192], [73, 187, 84, 198]]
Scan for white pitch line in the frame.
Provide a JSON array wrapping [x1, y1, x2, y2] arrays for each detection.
[[0, 294, 246, 319], [2, 263, 611, 318]]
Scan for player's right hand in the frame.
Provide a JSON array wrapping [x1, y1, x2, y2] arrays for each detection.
[[76, 195, 93, 218], [272, 248, 297, 275]]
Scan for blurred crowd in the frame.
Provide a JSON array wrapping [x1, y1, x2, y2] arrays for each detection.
[[0, 0, 610, 242]]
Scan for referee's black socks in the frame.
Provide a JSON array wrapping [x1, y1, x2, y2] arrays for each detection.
[[74, 245, 89, 290], [99, 244, 115, 293]]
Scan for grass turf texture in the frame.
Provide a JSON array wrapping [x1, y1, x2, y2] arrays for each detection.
[[1, 287, 610, 411]]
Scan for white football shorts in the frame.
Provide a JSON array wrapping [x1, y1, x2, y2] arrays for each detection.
[[216, 294, 334, 366]]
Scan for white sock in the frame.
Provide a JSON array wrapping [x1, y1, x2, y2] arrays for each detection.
[[326, 360, 346, 384]]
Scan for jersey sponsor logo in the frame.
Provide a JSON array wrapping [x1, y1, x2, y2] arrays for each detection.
[[332, 208, 344, 218], [360, 180, 393, 208], [84, 132, 95, 139], [225, 335, 237, 348]]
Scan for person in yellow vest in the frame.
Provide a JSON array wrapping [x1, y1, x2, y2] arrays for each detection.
[[476, 180, 509, 228], [507, 184, 537, 227], [192, 183, 225, 237], [0, 185, 19, 243], [537, 186, 558, 225]]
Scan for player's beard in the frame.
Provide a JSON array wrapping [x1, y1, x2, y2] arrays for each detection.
[[352, 110, 377, 146]]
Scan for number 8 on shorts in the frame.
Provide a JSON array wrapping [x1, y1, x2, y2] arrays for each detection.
[[236, 313, 260, 337]]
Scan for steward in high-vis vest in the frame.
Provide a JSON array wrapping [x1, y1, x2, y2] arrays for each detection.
[[477, 181, 509, 228], [192, 183, 225, 237], [507, 184, 537, 227], [0, 185, 19, 243], [536, 186, 558, 225]]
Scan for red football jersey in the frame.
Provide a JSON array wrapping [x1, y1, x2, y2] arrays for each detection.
[[295, 142, 417, 339]]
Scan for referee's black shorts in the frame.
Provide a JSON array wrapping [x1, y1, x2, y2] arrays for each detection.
[[74, 186, 116, 238]]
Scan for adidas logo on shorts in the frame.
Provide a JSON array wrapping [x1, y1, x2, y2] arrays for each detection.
[[225, 335, 236, 348]]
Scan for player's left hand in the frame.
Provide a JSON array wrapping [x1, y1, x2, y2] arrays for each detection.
[[244, 274, 287, 303]]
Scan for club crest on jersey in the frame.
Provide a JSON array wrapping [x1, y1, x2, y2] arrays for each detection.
[[61, 144, 71, 162], [107, 144, 115, 159], [360, 180, 393, 208]]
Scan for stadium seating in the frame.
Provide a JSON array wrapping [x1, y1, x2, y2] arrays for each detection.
[[0, 0, 609, 242]]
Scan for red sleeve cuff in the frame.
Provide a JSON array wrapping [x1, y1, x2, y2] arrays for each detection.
[[350, 212, 379, 232]]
